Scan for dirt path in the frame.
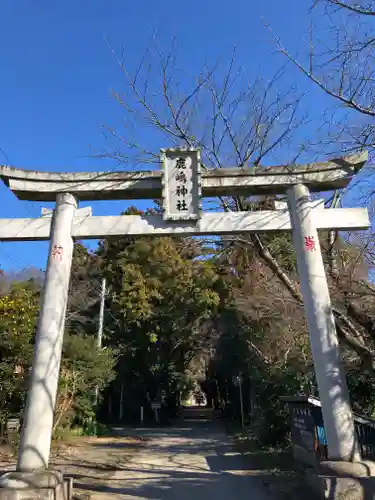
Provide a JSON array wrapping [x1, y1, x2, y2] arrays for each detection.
[[1, 409, 282, 499], [0, 435, 145, 498], [73, 408, 272, 500], [53, 435, 146, 493]]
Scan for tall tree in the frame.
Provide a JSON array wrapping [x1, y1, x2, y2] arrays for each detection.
[[0, 283, 39, 424], [66, 242, 104, 334], [263, 1, 375, 365], [101, 41, 307, 168], [101, 38, 375, 371], [97, 217, 220, 419]]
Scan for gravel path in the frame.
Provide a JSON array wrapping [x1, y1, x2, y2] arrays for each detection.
[[74, 408, 272, 500]]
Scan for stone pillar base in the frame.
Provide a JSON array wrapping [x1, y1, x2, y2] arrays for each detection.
[[306, 460, 375, 500], [0, 470, 73, 500]]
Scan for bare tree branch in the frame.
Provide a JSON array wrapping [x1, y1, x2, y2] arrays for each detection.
[[325, 0, 375, 16], [231, 232, 375, 366], [266, 21, 375, 117]]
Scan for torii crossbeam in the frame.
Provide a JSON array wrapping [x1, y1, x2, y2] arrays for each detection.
[[0, 151, 368, 200]]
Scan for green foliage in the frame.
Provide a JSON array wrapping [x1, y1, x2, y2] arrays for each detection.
[[207, 243, 317, 446], [3, 214, 373, 449], [251, 361, 316, 446], [262, 233, 297, 272], [0, 266, 116, 438], [104, 237, 219, 324], [346, 366, 375, 419], [54, 332, 117, 432], [0, 285, 39, 423], [97, 231, 220, 421]]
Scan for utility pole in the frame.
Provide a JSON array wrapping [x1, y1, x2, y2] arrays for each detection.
[[119, 382, 124, 421], [287, 184, 360, 461], [95, 277, 106, 405], [238, 374, 244, 429], [97, 277, 106, 350]]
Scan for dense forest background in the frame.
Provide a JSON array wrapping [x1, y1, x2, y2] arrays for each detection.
[[1, 213, 374, 445]]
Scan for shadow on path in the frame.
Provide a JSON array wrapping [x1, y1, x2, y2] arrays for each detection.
[[71, 407, 273, 500]]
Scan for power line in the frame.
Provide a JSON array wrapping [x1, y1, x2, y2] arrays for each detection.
[[0, 244, 34, 274], [0, 144, 42, 271], [0, 143, 40, 218], [0, 145, 12, 164]]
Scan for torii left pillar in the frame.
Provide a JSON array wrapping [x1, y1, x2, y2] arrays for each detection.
[[0, 193, 77, 498], [18, 192, 77, 471]]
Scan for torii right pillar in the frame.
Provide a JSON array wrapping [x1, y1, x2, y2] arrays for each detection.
[[288, 183, 361, 461]]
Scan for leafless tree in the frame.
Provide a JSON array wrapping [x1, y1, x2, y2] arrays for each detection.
[[65, 245, 103, 332], [100, 39, 308, 170], [264, 0, 375, 366], [267, 0, 375, 155], [102, 37, 375, 368]]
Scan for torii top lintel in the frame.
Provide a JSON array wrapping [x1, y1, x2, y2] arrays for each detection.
[[0, 152, 368, 202]]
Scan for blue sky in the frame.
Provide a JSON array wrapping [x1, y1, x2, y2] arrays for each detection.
[[0, 0, 364, 271]]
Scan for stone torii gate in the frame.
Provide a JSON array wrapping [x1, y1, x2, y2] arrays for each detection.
[[0, 150, 370, 495]]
